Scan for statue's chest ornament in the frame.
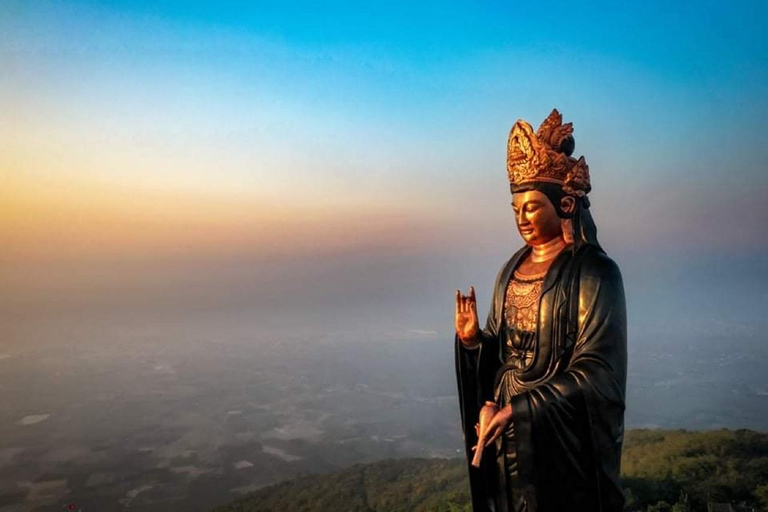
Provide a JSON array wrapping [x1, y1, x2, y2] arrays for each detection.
[[505, 270, 546, 333]]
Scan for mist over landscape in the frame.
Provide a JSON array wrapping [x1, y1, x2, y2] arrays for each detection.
[[2, 246, 767, 510]]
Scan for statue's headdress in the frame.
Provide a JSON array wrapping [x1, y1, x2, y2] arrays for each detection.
[[506, 109, 591, 197]]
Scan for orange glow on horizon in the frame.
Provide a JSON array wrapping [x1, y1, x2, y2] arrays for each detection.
[[1, 171, 448, 265]]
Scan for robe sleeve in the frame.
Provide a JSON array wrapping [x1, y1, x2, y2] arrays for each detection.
[[455, 259, 512, 511], [509, 250, 627, 510]]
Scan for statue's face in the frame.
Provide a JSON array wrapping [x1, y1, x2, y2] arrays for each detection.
[[512, 190, 562, 246]]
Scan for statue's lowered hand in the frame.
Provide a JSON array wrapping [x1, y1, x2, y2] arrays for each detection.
[[471, 402, 498, 467], [472, 403, 514, 467]]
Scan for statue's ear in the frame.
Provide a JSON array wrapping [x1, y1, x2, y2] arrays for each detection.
[[560, 195, 576, 216]]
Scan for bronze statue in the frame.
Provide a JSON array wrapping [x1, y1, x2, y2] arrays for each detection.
[[454, 109, 627, 511]]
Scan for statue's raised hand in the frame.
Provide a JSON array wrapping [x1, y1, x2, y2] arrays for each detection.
[[455, 286, 480, 348]]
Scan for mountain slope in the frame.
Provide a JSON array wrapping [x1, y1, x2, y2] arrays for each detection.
[[213, 429, 768, 511]]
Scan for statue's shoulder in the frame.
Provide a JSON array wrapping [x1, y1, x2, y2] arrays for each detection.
[[575, 245, 625, 292], [575, 245, 623, 282]]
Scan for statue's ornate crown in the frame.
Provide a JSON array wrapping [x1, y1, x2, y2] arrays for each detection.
[[506, 109, 591, 196]]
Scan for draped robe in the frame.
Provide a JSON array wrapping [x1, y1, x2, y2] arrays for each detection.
[[455, 243, 627, 511]]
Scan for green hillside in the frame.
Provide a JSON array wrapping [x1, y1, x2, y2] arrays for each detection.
[[212, 429, 768, 512]]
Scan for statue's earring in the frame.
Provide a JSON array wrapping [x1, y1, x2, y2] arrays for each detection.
[[561, 218, 574, 244]]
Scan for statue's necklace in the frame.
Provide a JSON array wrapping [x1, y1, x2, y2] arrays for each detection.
[[506, 238, 566, 332], [510, 270, 545, 308], [530, 237, 567, 263]]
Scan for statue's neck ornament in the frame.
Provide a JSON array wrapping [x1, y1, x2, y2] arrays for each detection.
[[507, 109, 591, 197], [530, 236, 567, 263]]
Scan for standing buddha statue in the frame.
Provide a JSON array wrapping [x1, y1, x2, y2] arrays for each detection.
[[454, 109, 628, 511]]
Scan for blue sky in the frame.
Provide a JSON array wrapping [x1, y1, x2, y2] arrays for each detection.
[[2, 0, 767, 339]]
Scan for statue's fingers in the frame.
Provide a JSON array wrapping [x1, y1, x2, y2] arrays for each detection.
[[486, 425, 502, 447], [470, 288, 479, 319], [482, 417, 500, 445], [457, 291, 468, 315], [455, 290, 461, 316]]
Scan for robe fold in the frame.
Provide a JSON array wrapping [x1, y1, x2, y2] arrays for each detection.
[[455, 243, 627, 512]]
